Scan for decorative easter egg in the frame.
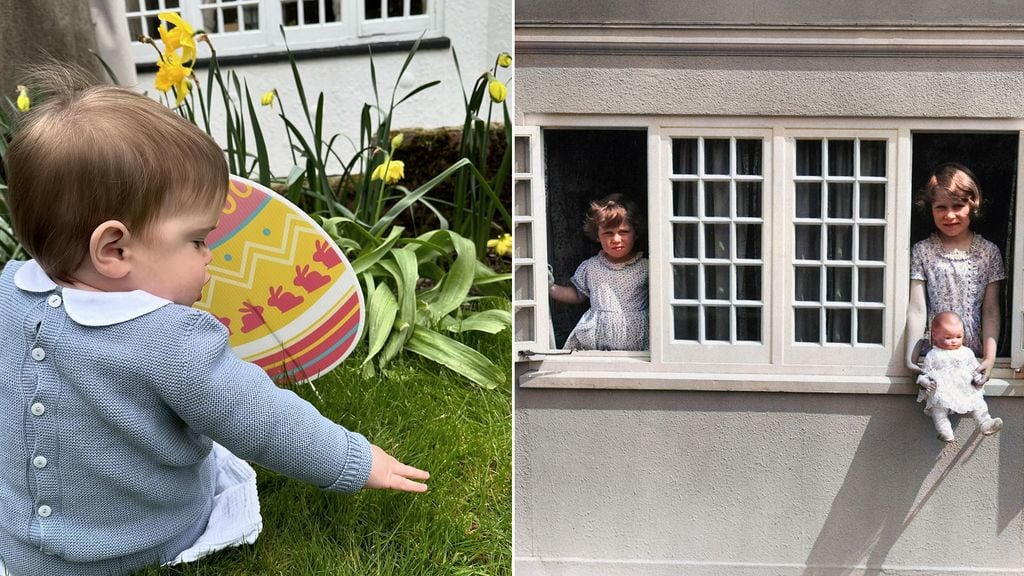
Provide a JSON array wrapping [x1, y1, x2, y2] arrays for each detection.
[[193, 175, 363, 385]]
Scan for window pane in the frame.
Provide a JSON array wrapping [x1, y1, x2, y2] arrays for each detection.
[[165, 0, 179, 8], [705, 224, 730, 259], [301, 0, 320, 24], [826, 268, 852, 302], [705, 307, 730, 341], [860, 140, 886, 177], [858, 227, 884, 261], [145, 0, 159, 9], [736, 182, 761, 218], [243, 5, 258, 29], [736, 307, 761, 342], [411, 0, 425, 14], [673, 265, 698, 299], [705, 182, 729, 217], [704, 265, 730, 301], [827, 183, 853, 219], [704, 139, 729, 175], [827, 225, 852, 260], [795, 308, 819, 342], [736, 265, 760, 301], [858, 310, 883, 344], [514, 223, 531, 258], [736, 139, 761, 175], [223, 7, 239, 32], [514, 266, 533, 300], [826, 309, 852, 343], [795, 182, 821, 218], [672, 139, 697, 175], [128, 17, 143, 39], [673, 306, 698, 340], [388, 0, 402, 17], [796, 140, 822, 176], [859, 183, 885, 219], [735, 224, 761, 260], [514, 307, 535, 342], [795, 226, 821, 260], [365, 0, 381, 19], [126, 0, 140, 11], [673, 181, 697, 217], [514, 137, 530, 173], [514, 180, 531, 216], [828, 140, 854, 176], [794, 267, 820, 302], [201, 8, 219, 32], [673, 224, 698, 258], [858, 268, 883, 303]]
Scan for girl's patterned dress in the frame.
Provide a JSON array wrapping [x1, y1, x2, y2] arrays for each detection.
[[565, 251, 649, 351], [909, 233, 1005, 356]]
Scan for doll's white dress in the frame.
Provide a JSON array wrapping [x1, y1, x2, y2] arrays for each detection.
[[565, 251, 649, 351], [916, 347, 987, 415]]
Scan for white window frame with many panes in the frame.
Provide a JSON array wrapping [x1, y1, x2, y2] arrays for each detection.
[[514, 116, 1024, 393], [126, 0, 442, 63]]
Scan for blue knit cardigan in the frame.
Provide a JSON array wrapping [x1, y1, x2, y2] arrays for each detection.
[[0, 261, 372, 576]]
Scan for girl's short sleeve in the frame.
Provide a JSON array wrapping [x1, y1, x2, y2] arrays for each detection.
[[909, 241, 926, 281], [980, 240, 1006, 286], [571, 259, 591, 298]]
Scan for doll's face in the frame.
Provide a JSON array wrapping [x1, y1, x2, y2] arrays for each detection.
[[932, 315, 965, 351]]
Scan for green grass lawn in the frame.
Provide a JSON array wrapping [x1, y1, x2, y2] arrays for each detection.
[[142, 324, 511, 576]]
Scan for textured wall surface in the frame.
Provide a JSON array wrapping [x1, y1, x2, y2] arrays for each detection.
[[133, 0, 512, 175], [515, 381, 1024, 575]]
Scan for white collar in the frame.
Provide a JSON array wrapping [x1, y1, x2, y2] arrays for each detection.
[[14, 260, 172, 327]]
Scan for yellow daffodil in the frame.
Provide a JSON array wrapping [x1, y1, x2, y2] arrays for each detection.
[[487, 233, 512, 257], [371, 159, 405, 184], [155, 51, 192, 107], [260, 90, 276, 106], [157, 11, 197, 64], [488, 78, 507, 103], [497, 52, 512, 68], [390, 132, 404, 150], [15, 85, 29, 112]]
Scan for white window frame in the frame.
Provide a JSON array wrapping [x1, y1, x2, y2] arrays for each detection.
[[128, 0, 443, 63], [515, 115, 1024, 395], [513, 125, 549, 356]]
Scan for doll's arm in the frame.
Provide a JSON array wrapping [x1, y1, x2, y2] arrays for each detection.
[[905, 279, 927, 374], [976, 280, 1002, 383]]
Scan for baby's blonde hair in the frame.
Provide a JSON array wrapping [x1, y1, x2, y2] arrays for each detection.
[[4, 64, 227, 282]]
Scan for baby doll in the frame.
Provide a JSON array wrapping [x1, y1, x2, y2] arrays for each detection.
[[917, 311, 1003, 442]]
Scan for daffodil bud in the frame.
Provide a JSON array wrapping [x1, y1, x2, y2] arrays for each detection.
[[497, 52, 512, 68], [390, 132, 404, 150], [261, 90, 275, 106], [488, 78, 507, 104], [16, 85, 30, 112]]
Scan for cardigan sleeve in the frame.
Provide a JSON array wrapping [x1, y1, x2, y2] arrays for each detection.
[[162, 310, 372, 493]]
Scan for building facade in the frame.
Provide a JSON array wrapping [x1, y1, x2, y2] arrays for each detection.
[[514, 2, 1024, 574]]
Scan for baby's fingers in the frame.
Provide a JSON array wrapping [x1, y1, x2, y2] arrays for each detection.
[[390, 474, 429, 493]]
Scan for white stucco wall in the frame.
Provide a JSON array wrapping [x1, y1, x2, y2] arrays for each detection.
[[134, 0, 511, 177]]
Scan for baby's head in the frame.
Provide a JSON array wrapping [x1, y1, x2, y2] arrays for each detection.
[[5, 65, 227, 300], [915, 162, 982, 225], [930, 311, 965, 351]]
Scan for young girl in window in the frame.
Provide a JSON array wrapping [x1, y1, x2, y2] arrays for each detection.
[[906, 163, 1005, 435], [549, 194, 649, 351]]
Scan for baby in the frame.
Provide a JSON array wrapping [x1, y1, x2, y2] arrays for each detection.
[[916, 311, 1003, 442], [0, 66, 428, 576]]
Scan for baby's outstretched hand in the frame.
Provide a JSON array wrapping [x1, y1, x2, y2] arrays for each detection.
[[366, 444, 430, 493]]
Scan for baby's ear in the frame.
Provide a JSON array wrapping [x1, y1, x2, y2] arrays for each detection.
[[88, 220, 132, 279]]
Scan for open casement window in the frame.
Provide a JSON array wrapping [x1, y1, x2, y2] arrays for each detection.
[[654, 129, 773, 366], [512, 126, 550, 356], [127, 0, 441, 62]]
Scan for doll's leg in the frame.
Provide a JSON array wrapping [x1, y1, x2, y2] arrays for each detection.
[[972, 403, 1003, 436], [930, 408, 954, 442]]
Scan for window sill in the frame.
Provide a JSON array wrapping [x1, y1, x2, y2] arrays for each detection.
[[517, 368, 1024, 396], [135, 36, 451, 72]]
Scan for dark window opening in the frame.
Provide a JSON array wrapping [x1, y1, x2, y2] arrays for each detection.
[[910, 132, 1018, 357], [544, 129, 648, 349]]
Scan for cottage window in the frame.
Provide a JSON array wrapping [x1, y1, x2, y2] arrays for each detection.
[[126, 0, 442, 63]]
